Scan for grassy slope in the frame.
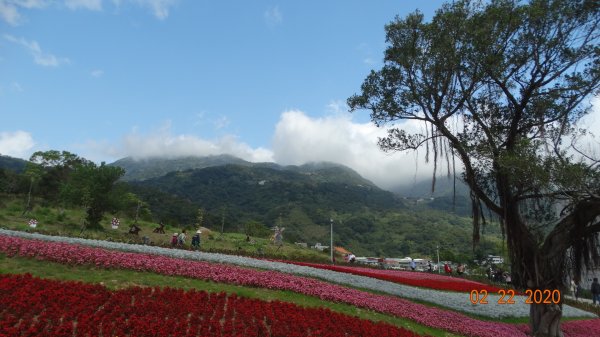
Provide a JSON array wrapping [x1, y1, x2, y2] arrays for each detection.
[[0, 195, 331, 262], [0, 254, 459, 337]]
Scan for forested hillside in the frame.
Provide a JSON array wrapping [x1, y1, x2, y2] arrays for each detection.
[[129, 161, 503, 259], [1, 153, 504, 259], [111, 154, 250, 181], [129, 163, 401, 224], [0, 155, 27, 173]]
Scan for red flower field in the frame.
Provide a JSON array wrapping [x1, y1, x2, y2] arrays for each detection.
[[286, 261, 504, 293], [0, 274, 424, 337], [1, 234, 599, 337]]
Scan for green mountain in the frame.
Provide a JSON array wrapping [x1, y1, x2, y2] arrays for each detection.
[[111, 155, 377, 187], [130, 163, 399, 223], [0, 155, 28, 194], [0, 155, 27, 172], [392, 176, 470, 198], [393, 177, 473, 216], [121, 156, 503, 258], [111, 154, 253, 181]]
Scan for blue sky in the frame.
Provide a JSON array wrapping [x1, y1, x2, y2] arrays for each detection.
[[2, 1, 598, 189]]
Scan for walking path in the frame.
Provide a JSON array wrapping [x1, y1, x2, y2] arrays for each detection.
[[565, 295, 596, 305]]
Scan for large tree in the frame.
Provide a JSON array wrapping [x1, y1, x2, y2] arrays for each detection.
[[22, 151, 85, 213], [348, 1, 599, 336], [61, 161, 125, 230], [26, 150, 125, 229]]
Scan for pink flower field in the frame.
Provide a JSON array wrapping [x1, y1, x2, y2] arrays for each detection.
[[1, 234, 599, 337]]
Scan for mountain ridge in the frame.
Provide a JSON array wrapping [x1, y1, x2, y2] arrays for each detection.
[[110, 154, 378, 188], [0, 155, 27, 173]]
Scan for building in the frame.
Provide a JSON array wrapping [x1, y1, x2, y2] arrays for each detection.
[[312, 243, 329, 251], [486, 255, 504, 264]]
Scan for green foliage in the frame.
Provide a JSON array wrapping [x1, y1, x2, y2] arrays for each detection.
[[244, 221, 271, 238], [1, 148, 507, 258], [438, 249, 456, 262], [0, 168, 27, 194], [112, 154, 250, 181], [122, 163, 506, 258], [59, 161, 125, 229], [132, 164, 401, 227], [349, 4, 599, 334], [0, 155, 27, 172]]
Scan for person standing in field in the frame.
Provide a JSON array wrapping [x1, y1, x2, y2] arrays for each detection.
[[171, 233, 178, 247], [191, 230, 201, 250], [591, 278, 600, 305], [178, 230, 187, 247]]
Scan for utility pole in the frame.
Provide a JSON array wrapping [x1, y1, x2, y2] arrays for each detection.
[[221, 207, 225, 235], [437, 244, 441, 274], [196, 208, 204, 228], [330, 217, 334, 264]]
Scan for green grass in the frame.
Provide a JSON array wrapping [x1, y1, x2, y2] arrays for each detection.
[[0, 254, 460, 337], [0, 193, 330, 262]]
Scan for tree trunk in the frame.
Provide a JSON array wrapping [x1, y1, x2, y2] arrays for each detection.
[[530, 303, 563, 337], [22, 177, 33, 216], [498, 180, 566, 337]]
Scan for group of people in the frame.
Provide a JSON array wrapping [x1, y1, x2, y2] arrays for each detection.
[[124, 220, 203, 251], [571, 277, 600, 305], [443, 263, 465, 275], [423, 261, 466, 275], [171, 229, 202, 250], [486, 267, 511, 284]]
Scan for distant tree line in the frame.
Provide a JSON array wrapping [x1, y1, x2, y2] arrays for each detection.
[[1, 150, 138, 230]]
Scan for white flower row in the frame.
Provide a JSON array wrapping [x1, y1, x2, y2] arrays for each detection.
[[0, 229, 594, 319]]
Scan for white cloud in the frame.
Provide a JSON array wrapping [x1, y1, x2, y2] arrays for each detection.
[[3, 34, 70, 67], [0, 0, 177, 25], [0, 0, 47, 25], [82, 122, 273, 163], [79, 111, 440, 190], [65, 0, 102, 11], [90, 69, 104, 77], [325, 100, 348, 115], [0, 1, 20, 25], [272, 110, 436, 189], [264, 6, 282, 26], [132, 0, 176, 20], [0, 130, 35, 159]]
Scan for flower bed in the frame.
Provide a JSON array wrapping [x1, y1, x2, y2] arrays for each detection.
[[286, 261, 503, 293], [4, 229, 584, 320], [0, 232, 598, 337], [0, 273, 424, 337], [0, 234, 528, 336]]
